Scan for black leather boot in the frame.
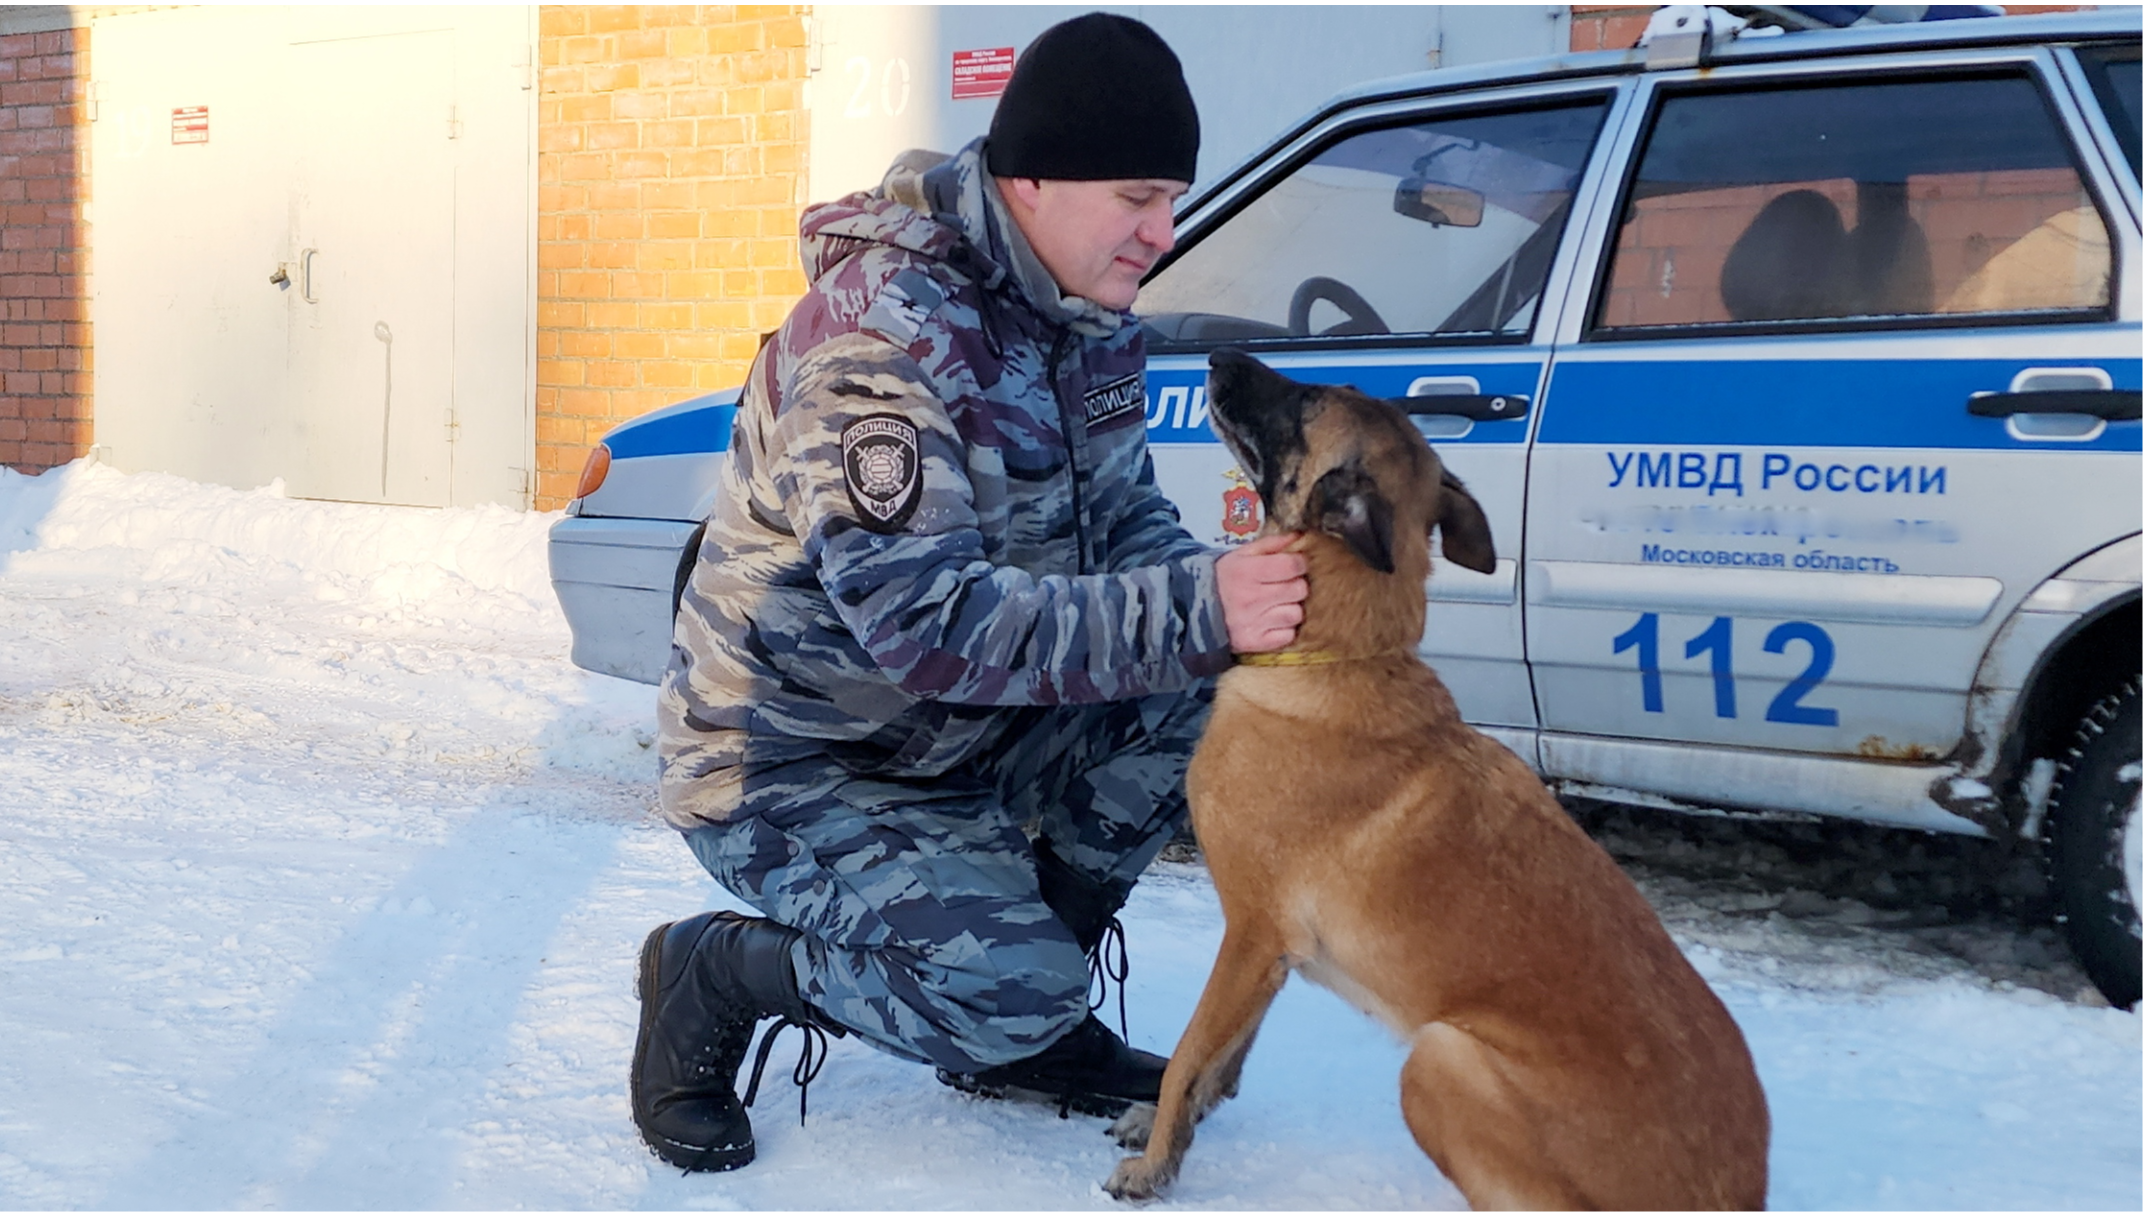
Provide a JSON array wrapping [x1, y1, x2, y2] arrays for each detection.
[[630, 911, 837, 1172], [935, 839, 1164, 1118], [1034, 835, 1135, 1036], [1032, 835, 1128, 954], [937, 1013, 1169, 1118]]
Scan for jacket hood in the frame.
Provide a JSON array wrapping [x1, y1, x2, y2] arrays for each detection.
[[796, 147, 988, 287], [796, 140, 1123, 337]]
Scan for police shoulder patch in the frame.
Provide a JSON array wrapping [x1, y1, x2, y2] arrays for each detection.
[[841, 412, 923, 533]]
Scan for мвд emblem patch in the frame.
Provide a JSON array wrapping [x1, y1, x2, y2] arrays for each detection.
[[841, 413, 922, 532]]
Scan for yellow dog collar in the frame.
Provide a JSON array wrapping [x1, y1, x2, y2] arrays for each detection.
[[1234, 649, 1348, 667], [1234, 647, 1411, 668]]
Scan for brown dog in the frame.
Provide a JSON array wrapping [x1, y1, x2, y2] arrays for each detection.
[[1103, 350, 1769, 1210]]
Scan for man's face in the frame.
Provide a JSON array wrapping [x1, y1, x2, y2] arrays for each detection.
[[1000, 177, 1190, 311]]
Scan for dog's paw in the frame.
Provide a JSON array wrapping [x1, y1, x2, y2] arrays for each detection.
[[1103, 1155, 1172, 1202], [1107, 1102, 1156, 1149]]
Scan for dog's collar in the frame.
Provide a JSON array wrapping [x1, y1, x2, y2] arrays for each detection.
[[1234, 647, 1409, 668]]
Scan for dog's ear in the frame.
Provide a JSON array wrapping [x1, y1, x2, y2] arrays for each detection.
[[1432, 471, 1497, 574], [1310, 463, 1396, 574]]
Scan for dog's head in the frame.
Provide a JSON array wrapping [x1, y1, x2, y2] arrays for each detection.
[[1205, 348, 1495, 576]]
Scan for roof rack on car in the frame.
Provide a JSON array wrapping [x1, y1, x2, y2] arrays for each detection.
[[1639, 3, 2004, 70]]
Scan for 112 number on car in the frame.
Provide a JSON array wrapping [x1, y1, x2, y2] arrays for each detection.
[[1611, 613, 1838, 726]]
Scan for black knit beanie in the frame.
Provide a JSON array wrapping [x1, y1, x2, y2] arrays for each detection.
[[985, 13, 1200, 183]]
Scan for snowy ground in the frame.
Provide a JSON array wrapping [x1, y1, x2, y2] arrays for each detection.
[[0, 461, 2134, 1211]]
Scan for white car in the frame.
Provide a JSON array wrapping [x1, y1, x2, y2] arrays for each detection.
[[551, 9, 2142, 1005]]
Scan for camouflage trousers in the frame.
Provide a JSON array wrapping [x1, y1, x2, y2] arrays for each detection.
[[679, 687, 1209, 1072]]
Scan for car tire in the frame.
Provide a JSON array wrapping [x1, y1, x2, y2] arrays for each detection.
[[2048, 675, 2142, 1009]]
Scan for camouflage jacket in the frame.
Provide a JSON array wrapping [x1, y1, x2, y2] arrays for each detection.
[[656, 141, 1231, 827]]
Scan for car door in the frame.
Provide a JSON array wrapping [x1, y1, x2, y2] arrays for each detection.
[[1133, 80, 1632, 754], [1524, 46, 2143, 801]]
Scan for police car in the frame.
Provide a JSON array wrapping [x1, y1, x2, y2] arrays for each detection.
[[550, 9, 2143, 1006]]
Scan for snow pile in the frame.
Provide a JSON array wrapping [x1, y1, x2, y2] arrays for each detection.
[[0, 460, 653, 784], [0, 461, 2135, 1210], [0, 461, 556, 609]]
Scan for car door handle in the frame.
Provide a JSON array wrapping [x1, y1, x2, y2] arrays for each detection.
[[1968, 390, 2140, 421], [1400, 393, 1530, 421]]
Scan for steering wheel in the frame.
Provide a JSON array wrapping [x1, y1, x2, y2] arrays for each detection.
[[1287, 276, 1390, 337]]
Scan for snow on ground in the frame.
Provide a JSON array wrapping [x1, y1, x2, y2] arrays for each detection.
[[0, 461, 2135, 1210]]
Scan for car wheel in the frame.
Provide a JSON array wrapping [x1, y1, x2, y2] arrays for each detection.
[[2048, 676, 2142, 1009]]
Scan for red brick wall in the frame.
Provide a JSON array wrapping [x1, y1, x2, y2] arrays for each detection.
[[1569, 5, 1653, 53], [0, 24, 89, 474], [535, 5, 811, 511]]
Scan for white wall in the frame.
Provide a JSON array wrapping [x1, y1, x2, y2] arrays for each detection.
[[88, 6, 536, 508], [806, 5, 1570, 203]]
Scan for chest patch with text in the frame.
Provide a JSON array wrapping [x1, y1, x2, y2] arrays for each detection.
[[1082, 374, 1146, 433]]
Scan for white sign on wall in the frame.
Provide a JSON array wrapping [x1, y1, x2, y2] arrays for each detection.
[[169, 106, 208, 144]]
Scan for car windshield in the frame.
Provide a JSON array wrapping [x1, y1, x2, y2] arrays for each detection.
[[1136, 99, 1609, 346]]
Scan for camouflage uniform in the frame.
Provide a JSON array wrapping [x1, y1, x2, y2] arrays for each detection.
[[655, 140, 1231, 1070]]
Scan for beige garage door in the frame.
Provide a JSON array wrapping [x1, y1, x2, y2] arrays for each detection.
[[89, 6, 534, 508]]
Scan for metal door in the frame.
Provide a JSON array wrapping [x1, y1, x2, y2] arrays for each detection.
[[1524, 50, 2143, 789], [285, 30, 456, 506], [87, 7, 533, 508]]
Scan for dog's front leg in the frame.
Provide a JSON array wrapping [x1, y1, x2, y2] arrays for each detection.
[[1106, 1015, 1267, 1153], [1105, 923, 1287, 1201]]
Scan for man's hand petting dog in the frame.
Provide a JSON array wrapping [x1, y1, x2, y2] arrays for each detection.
[[1215, 533, 1308, 653]]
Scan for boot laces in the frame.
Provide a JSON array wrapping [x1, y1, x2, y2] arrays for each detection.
[[1086, 914, 1130, 1040], [742, 1017, 832, 1126]]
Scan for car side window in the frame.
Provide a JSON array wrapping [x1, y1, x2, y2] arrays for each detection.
[[2078, 46, 2140, 181], [1137, 98, 1610, 347], [1594, 72, 2115, 333]]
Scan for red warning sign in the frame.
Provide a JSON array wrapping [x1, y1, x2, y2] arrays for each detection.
[[950, 47, 1014, 100], [171, 106, 209, 145]]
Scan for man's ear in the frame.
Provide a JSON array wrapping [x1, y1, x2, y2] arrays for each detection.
[[1310, 464, 1396, 574], [1002, 176, 1045, 208], [1432, 471, 1497, 574]]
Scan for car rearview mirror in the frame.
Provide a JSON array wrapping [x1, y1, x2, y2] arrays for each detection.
[[1394, 178, 1485, 228]]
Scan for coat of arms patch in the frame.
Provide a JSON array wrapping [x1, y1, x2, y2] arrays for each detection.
[[842, 413, 923, 532]]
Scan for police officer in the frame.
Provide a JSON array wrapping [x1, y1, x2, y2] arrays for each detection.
[[631, 13, 1309, 1172]]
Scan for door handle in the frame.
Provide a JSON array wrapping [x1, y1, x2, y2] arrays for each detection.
[[1969, 366, 2134, 441], [1400, 376, 1528, 440], [301, 248, 319, 304], [1968, 390, 2140, 421], [1400, 393, 1530, 421]]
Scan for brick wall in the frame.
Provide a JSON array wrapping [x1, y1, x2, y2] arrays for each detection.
[[535, 4, 811, 511], [1568, 5, 1653, 53], [0, 23, 89, 475]]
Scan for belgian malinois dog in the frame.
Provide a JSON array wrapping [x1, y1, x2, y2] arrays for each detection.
[[1104, 350, 1769, 1209]]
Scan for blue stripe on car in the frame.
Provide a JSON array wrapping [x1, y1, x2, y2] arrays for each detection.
[[1539, 358, 2143, 451], [1143, 361, 1543, 445], [602, 394, 738, 459]]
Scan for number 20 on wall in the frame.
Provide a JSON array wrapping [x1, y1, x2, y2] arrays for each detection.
[[1611, 613, 1839, 726]]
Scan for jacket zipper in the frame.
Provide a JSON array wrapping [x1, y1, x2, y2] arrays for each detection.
[[1046, 327, 1092, 574]]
